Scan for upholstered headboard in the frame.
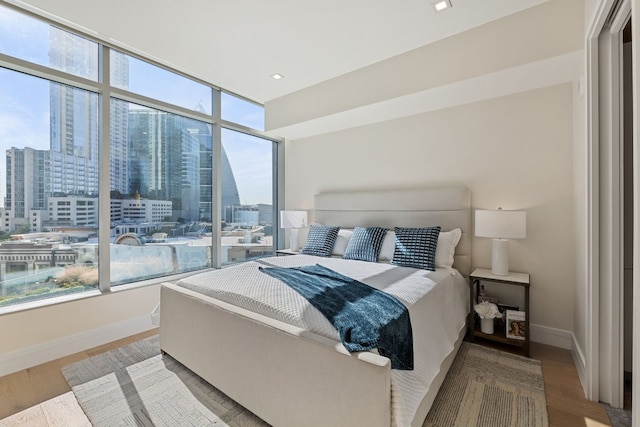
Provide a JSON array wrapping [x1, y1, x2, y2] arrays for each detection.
[[312, 187, 471, 277]]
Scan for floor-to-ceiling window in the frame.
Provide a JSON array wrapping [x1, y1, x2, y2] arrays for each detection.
[[0, 3, 279, 306], [221, 128, 273, 265]]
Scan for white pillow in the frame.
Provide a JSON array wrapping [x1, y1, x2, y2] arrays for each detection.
[[332, 229, 354, 256], [378, 231, 396, 261], [435, 228, 462, 271]]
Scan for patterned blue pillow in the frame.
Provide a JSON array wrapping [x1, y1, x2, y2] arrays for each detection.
[[343, 227, 388, 262], [301, 225, 340, 257], [391, 226, 441, 270]]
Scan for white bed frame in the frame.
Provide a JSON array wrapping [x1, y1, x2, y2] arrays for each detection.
[[160, 187, 470, 427]]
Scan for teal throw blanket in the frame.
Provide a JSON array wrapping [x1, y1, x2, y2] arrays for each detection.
[[259, 263, 413, 370]]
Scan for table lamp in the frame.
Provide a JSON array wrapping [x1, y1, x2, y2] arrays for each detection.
[[280, 210, 308, 252], [475, 208, 526, 276]]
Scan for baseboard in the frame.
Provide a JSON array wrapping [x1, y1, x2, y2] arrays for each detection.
[[0, 314, 155, 377], [0, 318, 575, 377], [529, 323, 572, 349], [570, 332, 588, 396]]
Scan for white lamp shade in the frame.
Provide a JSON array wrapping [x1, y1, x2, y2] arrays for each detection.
[[475, 209, 526, 239], [280, 210, 308, 229]]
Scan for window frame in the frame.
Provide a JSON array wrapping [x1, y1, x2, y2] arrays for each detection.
[[0, 2, 283, 300]]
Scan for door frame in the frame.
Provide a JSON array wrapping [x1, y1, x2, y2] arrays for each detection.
[[583, 0, 640, 425], [586, 0, 631, 411]]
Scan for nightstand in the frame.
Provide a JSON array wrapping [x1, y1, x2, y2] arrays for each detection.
[[276, 249, 300, 256], [468, 268, 530, 357]]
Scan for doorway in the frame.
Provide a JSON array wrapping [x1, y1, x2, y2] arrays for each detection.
[[591, 0, 634, 417]]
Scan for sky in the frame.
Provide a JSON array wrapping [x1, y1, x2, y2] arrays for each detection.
[[0, 4, 272, 208]]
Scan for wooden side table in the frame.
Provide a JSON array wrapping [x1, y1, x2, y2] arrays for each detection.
[[469, 268, 531, 357]]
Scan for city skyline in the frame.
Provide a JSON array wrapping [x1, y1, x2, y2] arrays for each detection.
[[0, 4, 276, 305], [0, 5, 271, 210]]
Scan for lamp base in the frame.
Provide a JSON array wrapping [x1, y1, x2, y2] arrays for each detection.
[[491, 239, 509, 276], [289, 229, 300, 252]]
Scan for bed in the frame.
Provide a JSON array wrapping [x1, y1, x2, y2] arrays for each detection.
[[159, 187, 471, 427]]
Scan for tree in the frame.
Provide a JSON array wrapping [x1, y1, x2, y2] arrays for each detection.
[[13, 226, 30, 235]]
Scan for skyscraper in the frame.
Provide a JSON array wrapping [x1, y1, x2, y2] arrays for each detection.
[[128, 108, 240, 223], [220, 146, 241, 222], [128, 109, 201, 222], [48, 81, 98, 197], [48, 28, 98, 197], [109, 51, 130, 194], [186, 111, 241, 223], [5, 147, 49, 219], [39, 26, 241, 228], [48, 29, 130, 197]]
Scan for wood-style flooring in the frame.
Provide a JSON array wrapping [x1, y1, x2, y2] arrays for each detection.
[[0, 329, 158, 426], [0, 331, 616, 426]]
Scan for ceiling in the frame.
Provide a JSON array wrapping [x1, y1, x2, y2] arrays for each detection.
[[10, 0, 548, 104]]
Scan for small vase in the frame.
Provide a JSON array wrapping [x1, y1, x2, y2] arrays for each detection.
[[480, 318, 494, 334]]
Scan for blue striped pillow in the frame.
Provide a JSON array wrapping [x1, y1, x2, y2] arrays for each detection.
[[343, 227, 388, 262], [391, 226, 441, 270], [301, 225, 340, 257]]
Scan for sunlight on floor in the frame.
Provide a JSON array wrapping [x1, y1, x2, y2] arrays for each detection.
[[584, 417, 611, 427]]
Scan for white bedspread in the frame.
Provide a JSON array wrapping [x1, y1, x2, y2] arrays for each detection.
[[176, 255, 468, 426]]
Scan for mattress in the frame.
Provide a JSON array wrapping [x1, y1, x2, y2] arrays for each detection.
[[175, 254, 469, 426]]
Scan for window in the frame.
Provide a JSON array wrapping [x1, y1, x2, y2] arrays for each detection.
[[221, 129, 273, 265], [0, 4, 280, 308], [221, 92, 265, 131], [0, 67, 99, 306], [110, 100, 214, 285], [0, 7, 98, 80], [111, 50, 213, 115]]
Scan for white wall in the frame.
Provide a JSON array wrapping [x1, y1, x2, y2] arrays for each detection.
[[284, 86, 575, 335], [268, 0, 584, 345], [0, 284, 159, 376]]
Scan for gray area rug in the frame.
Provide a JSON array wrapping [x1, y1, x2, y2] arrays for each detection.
[[62, 336, 548, 427], [603, 403, 632, 427], [424, 343, 549, 427], [62, 335, 267, 426]]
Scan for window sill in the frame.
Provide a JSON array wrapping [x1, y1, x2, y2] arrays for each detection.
[[0, 268, 218, 317], [0, 288, 103, 316]]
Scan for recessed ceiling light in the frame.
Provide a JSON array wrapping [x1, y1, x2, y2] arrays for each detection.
[[432, 0, 451, 12], [271, 73, 284, 80]]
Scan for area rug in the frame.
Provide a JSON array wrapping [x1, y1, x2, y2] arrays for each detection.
[[62, 335, 267, 426], [603, 403, 631, 427], [424, 343, 548, 427], [62, 336, 548, 427]]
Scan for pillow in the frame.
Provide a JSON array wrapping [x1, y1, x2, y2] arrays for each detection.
[[391, 226, 441, 270], [378, 231, 396, 261], [435, 228, 462, 271], [332, 229, 354, 256], [301, 224, 340, 257], [343, 227, 388, 262]]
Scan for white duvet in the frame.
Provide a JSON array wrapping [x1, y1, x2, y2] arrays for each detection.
[[176, 254, 469, 426]]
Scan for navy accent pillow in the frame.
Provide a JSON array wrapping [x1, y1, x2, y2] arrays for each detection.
[[391, 226, 441, 270], [343, 227, 388, 262], [301, 225, 340, 257]]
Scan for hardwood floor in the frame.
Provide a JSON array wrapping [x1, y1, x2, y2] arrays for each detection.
[[531, 343, 613, 427], [0, 328, 158, 424], [0, 332, 616, 426]]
